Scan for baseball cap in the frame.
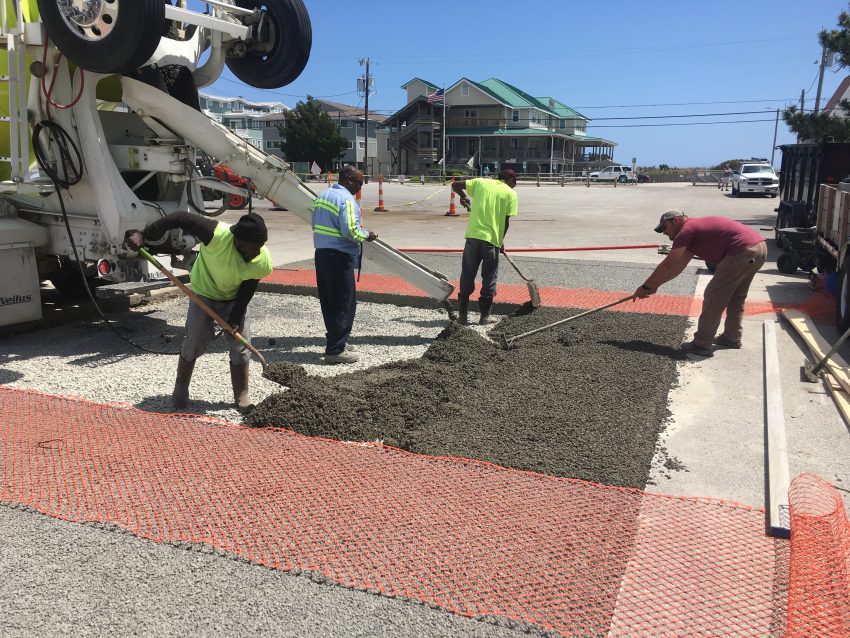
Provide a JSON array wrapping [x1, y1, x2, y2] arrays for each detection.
[[654, 209, 685, 233]]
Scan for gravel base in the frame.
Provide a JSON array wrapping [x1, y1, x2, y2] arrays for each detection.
[[0, 293, 450, 423]]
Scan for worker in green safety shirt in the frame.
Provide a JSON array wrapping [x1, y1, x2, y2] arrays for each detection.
[[126, 212, 273, 413], [451, 168, 519, 324]]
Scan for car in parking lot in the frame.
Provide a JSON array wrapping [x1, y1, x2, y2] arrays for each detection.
[[731, 162, 779, 197], [588, 165, 637, 183]]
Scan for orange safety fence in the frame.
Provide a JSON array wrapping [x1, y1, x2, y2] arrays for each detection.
[[1, 385, 849, 636], [786, 473, 850, 637], [262, 268, 837, 320]]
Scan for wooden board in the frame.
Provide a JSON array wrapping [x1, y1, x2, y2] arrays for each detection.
[[780, 309, 850, 427], [763, 321, 791, 537], [781, 309, 850, 395]]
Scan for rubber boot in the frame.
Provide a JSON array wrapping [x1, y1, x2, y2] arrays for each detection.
[[479, 297, 498, 325], [457, 294, 470, 325], [230, 362, 254, 414], [172, 355, 195, 411]]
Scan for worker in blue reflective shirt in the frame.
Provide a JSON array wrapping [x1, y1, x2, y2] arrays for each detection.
[[311, 165, 378, 364]]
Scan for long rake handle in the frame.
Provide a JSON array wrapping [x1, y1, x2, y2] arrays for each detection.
[[506, 294, 635, 345], [811, 322, 850, 375], [502, 250, 534, 283], [137, 248, 268, 370]]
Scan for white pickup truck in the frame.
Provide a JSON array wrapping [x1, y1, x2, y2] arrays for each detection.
[[589, 165, 636, 183], [732, 162, 779, 197]]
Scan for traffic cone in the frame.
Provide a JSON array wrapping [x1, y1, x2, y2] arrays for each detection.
[[445, 178, 459, 216], [374, 175, 387, 212]]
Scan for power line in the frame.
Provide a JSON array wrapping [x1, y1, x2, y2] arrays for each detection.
[[216, 76, 358, 99], [575, 98, 797, 109], [590, 118, 777, 128], [592, 110, 772, 121]]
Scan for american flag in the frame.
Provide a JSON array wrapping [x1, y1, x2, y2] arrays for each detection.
[[427, 88, 444, 105]]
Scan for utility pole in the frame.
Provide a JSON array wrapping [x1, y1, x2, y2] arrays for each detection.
[[358, 58, 372, 179], [771, 108, 779, 166], [814, 42, 831, 114]]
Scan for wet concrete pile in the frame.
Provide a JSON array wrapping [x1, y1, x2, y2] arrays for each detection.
[[249, 307, 689, 489]]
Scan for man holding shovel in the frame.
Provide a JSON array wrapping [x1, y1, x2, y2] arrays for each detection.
[[126, 211, 273, 412], [452, 168, 518, 324], [633, 209, 766, 357]]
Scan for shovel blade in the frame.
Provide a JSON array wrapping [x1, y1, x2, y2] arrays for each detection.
[[527, 281, 541, 307]]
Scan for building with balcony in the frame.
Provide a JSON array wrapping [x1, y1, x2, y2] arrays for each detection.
[[199, 92, 288, 160], [383, 77, 617, 176], [313, 99, 390, 175]]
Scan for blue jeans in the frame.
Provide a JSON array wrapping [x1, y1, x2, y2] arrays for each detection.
[[315, 248, 357, 355], [459, 238, 500, 298]]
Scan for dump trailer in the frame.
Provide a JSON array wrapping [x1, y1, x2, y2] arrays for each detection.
[[775, 141, 850, 246], [809, 182, 850, 332], [0, 1, 455, 328]]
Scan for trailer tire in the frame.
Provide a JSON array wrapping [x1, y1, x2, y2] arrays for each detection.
[[37, 0, 166, 74], [226, 0, 312, 89], [777, 253, 799, 274], [837, 259, 850, 333], [229, 194, 249, 210]]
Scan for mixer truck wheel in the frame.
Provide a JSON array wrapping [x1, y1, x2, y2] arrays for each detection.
[[37, 0, 166, 74], [226, 0, 312, 89]]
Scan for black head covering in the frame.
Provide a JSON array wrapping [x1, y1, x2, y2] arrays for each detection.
[[230, 212, 268, 244]]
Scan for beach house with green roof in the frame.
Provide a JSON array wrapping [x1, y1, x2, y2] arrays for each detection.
[[384, 77, 617, 176]]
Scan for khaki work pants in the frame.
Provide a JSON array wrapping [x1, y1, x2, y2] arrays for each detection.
[[693, 241, 767, 347]]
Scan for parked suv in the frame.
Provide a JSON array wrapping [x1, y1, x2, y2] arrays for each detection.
[[589, 165, 636, 183], [731, 162, 779, 197]]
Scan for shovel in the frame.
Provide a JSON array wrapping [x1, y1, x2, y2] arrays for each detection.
[[500, 294, 635, 350], [137, 247, 269, 372], [802, 322, 850, 382], [501, 249, 541, 308]]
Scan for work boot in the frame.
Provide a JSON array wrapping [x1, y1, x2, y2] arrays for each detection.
[[325, 351, 359, 364], [172, 355, 196, 411], [457, 294, 470, 325], [229, 362, 254, 414], [478, 297, 498, 325]]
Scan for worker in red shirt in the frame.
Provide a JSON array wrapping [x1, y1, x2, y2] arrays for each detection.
[[634, 210, 767, 357]]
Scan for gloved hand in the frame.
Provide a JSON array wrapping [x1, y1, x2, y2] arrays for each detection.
[[125, 230, 145, 251]]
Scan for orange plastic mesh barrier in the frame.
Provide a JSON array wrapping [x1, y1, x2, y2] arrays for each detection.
[[787, 473, 850, 638], [4, 385, 844, 636], [263, 268, 831, 319]]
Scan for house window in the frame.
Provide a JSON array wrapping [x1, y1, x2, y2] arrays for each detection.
[[512, 110, 519, 123], [348, 141, 354, 149], [461, 83, 469, 96], [464, 109, 478, 118], [560, 119, 566, 129], [359, 141, 365, 149]]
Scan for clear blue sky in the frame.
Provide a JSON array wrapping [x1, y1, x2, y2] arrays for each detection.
[[197, 0, 850, 169]]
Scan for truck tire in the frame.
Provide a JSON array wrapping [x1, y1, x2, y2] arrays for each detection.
[[37, 0, 166, 74], [837, 259, 850, 333], [776, 253, 799, 274], [226, 0, 312, 89]]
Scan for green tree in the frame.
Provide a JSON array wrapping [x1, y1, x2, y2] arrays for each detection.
[[280, 96, 348, 170], [784, 3, 850, 141]]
